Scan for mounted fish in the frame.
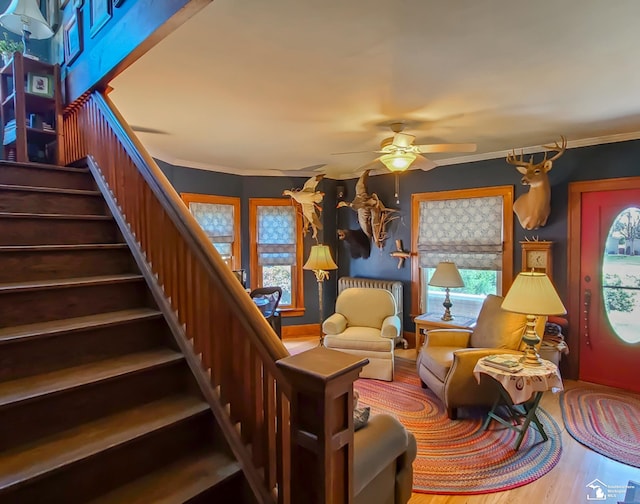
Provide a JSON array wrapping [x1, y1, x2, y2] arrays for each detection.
[[283, 174, 324, 240], [337, 170, 398, 249]]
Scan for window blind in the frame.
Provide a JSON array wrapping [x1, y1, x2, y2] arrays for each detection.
[[257, 205, 297, 265], [189, 202, 234, 257], [417, 195, 503, 270]]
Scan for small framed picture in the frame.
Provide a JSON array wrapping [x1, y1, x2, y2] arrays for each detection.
[[90, 0, 112, 37], [64, 11, 82, 64], [27, 73, 54, 98]]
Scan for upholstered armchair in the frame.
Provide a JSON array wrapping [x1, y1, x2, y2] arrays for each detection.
[[416, 294, 546, 419], [323, 288, 401, 381], [353, 414, 417, 504]]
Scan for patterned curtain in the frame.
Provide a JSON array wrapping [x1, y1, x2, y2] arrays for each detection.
[[257, 206, 296, 265], [417, 196, 503, 270], [189, 202, 234, 257]]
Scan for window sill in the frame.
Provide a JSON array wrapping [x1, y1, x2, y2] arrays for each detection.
[[279, 308, 306, 317]]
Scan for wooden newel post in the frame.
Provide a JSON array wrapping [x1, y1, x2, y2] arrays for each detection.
[[277, 347, 368, 504]]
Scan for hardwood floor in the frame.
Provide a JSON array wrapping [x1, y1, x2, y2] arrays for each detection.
[[283, 336, 640, 504]]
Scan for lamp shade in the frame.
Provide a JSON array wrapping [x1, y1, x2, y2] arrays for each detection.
[[428, 261, 464, 288], [380, 152, 417, 172], [501, 271, 566, 316], [303, 244, 337, 271], [0, 0, 53, 39]]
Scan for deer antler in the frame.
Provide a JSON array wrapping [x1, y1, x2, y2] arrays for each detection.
[[541, 135, 567, 163], [506, 149, 530, 167]]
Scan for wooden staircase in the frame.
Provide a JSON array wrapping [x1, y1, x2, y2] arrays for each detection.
[[0, 161, 250, 503]]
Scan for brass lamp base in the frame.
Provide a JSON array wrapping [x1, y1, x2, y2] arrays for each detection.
[[440, 287, 454, 321], [520, 314, 543, 367]]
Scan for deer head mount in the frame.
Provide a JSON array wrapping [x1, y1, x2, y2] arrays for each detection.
[[507, 136, 566, 230]]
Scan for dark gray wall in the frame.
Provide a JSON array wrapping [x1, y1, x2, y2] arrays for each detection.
[[158, 139, 640, 331], [337, 139, 640, 332], [157, 160, 339, 326]]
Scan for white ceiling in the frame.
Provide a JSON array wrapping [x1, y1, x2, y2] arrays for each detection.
[[109, 0, 640, 179]]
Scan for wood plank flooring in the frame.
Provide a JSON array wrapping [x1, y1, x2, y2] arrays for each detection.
[[283, 336, 640, 504]]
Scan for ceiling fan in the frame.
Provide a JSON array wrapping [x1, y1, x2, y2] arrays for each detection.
[[335, 122, 477, 173]]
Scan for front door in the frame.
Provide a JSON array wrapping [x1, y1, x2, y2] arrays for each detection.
[[579, 187, 640, 392]]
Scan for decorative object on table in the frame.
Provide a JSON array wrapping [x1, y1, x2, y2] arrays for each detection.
[[89, 0, 111, 37], [501, 271, 566, 366], [390, 239, 411, 268], [336, 169, 398, 249], [303, 244, 337, 345], [561, 387, 640, 468], [0, 0, 53, 59], [506, 136, 566, 230], [428, 261, 464, 321], [482, 353, 523, 373], [26, 72, 53, 97], [356, 358, 562, 494], [282, 174, 324, 240], [337, 228, 370, 259], [521, 237, 553, 279], [63, 9, 82, 64], [0, 32, 23, 65]]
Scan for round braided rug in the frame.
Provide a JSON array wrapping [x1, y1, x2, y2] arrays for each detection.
[[561, 387, 640, 468], [355, 358, 562, 495]]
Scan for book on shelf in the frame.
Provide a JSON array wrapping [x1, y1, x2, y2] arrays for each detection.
[[482, 354, 523, 373]]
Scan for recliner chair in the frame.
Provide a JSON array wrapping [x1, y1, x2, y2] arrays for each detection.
[[416, 294, 546, 419]]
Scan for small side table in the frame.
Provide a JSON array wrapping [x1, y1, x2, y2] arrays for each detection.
[[413, 313, 476, 356], [473, 355, 563, 450]]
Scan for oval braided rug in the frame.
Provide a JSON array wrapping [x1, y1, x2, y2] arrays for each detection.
[[560, 387, 640, 468], [355, 358, 562, 495]]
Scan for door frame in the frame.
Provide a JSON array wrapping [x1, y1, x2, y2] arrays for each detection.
[[567, 176, 640, 380]]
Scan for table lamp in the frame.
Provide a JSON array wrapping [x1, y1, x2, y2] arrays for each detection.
[[501, 271, 566, 367], [0, 0, 53, 59], [428, 261, 464, 321], [303, 244, 337, 346]]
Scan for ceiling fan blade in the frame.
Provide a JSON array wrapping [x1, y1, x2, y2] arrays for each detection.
[[358, 156, 384, 171], [413, 154, 438, 171], [331, 149, 378, 155], [393, 132, 415, 148], [414, 143, 477, 154]]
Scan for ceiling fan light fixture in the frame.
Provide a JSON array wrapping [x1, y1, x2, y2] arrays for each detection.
[[380, 152, 417, 172]]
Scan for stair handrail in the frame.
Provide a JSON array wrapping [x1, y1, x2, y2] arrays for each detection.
[[61, 90, 365, 504]]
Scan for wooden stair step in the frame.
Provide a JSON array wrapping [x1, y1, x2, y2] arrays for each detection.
[[0, 162, 94, 191], [0, 308, 162, 345], [0, 211, 112, 221], [0, 243, 129, 252], [88, 450, 241, 504], [0, 183, 106, 215], [0, 273, 144, 293], [0, 348, 184, 408], [0, 184, 100, 196], [0, 396, 210, 493]]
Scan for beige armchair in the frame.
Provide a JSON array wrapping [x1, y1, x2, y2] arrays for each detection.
[[354, 414, 417, 504], [416, 294, 546, 419], [323, 288, 401, 381]]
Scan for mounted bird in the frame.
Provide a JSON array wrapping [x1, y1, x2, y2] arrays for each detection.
[[283, 174, 325, 240], [337, 170, 398, 249]]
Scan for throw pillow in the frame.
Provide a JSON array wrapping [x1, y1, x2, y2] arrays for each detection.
[[354, 406, 370, 431]]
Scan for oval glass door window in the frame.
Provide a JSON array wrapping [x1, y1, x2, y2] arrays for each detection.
[[602, 207, 640, 344]]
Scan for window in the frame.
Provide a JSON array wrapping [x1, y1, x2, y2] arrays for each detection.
[[182, 193, 241, 270], [411, 186, 514, 319], [602, 206, 640, 343], [250, 198, 304, 315]]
